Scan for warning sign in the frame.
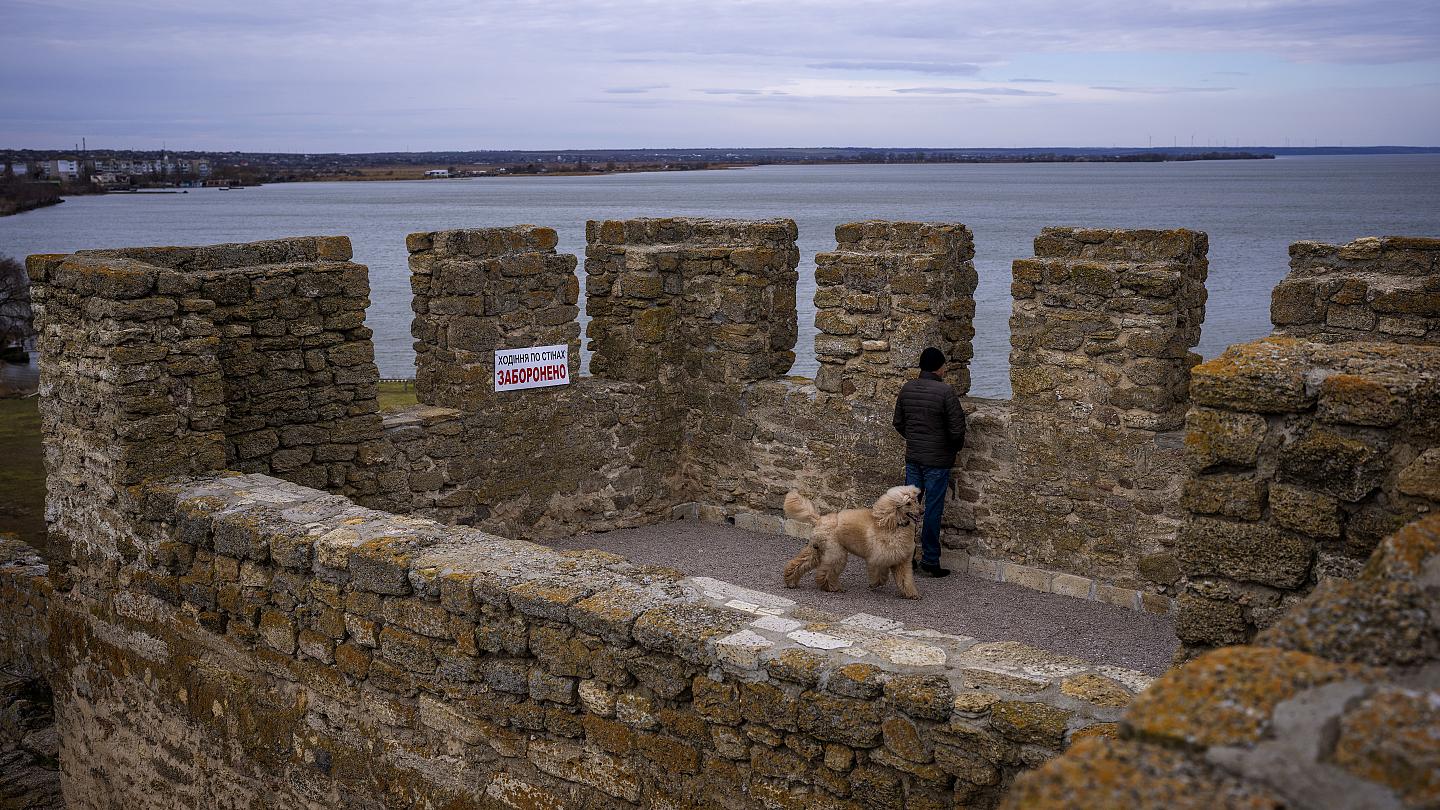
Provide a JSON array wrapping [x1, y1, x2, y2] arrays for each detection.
[[494, 345, 570, 392]]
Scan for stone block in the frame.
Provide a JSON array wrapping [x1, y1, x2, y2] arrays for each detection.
[[1397, 448, 1440, 501], [967, 555, 1001, 581], [1126, 646, 1353, 748], [1268, 484, 1341, 538], [1178, 518, 1314, 589], [1094, 583, 1139, 611], [1278, 427, 1389, 502], [1190, 338, 1312, 413], [1331, 687, 1440, 808], [798, 691, 884, 747], [1317, 373, 1409, 426], [1059, 674, 1133, 708], [1000, 563, 1053, 593], [1137, 552, 1181, 586], [527, 739, 641, 803], [258, 609, 296, 654], [1180, 475, 1267, 521], [990, 701, 1070, 748], [528, 670, 578, 705], [884, 674, 954, 721]]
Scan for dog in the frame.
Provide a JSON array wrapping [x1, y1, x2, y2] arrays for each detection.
[[781, 485, 923, 599]]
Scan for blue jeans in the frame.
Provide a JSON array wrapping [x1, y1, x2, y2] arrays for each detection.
[[904, 461, 950, 566]]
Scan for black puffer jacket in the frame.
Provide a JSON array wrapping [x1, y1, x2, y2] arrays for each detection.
[[892, 371, 967, 468]]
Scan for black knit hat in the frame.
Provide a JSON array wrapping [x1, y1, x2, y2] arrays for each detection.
[[919, 347, 945, 372]]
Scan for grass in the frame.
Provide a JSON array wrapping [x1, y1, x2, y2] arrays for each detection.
[[378, 380, 418, 412], [0, 397, 46, 553]]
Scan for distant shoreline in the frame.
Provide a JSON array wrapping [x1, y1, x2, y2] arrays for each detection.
[[8, 146, 1432, 191], [252, 152, 1281, 185]]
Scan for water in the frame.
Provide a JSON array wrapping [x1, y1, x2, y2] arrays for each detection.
[[3, 156, 1437, 397]]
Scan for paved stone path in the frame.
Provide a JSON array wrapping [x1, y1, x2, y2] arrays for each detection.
[[546, 520, 1180, 675]]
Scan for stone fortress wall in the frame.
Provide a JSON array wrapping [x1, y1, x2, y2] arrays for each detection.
[[375, 219, 1213, 613], [1175, 237, 1440, 659], [7, 222, 1437, 808]]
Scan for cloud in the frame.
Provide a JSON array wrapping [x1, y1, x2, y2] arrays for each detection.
[[1091, 85, 1236, 94], [604, 85, 668, 94], [807, 60, 983, 76], [1, 0, 1436, 149], [895, 86, 1059, 96]]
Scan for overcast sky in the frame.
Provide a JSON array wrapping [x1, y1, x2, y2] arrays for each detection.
[[3, 0, 1437, 151]]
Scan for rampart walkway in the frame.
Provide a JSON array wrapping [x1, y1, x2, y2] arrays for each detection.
[[547, 520, 1178, 675]]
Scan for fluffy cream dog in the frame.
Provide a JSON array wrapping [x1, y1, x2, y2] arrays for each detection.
[[781, 485, 923, 599]]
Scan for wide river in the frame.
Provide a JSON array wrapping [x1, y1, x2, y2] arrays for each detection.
[[3, 155, 1437, 396]]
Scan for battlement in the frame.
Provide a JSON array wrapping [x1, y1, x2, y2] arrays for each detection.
[[586, 217, 799, 385], [814, 220, 977, 398], [1273, 235, 1440, 344], [18, 220, 1440, 809], [1011, 227, 1206, 431]]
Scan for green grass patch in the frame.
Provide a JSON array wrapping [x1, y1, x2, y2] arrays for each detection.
[[378, 380, 418, 412], [0, 397, 46, 553]]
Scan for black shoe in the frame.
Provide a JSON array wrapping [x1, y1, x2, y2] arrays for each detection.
[[917, 562, 951, 578]]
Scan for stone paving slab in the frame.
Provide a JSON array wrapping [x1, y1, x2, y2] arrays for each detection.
[[552, 519, 1179, 675]]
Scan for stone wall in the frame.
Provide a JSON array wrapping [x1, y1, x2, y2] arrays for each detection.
[[0, 535, 62, 809], [1272, 236, 1440, 345], [23, 222, 1439, 807], [45, 471, 1147, 809], [1174, 236, 1440, 659], [813, 221, 977, 400], [408, 225, 580, 409], [1004, 511, 1440, 810], [27, 238, 390, 517], [1175, 337, 1440, 657]]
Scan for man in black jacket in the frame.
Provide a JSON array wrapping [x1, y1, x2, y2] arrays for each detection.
[[892, 347, 966, 577]]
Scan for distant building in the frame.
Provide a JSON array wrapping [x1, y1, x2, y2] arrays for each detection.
[[424, 169, 451, 177], [45, 159, 80, 180], [178, 159, 211, 177]]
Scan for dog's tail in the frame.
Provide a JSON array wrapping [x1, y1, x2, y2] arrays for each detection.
[[784, 490, 821, 524], [782, 542, 819, 589]]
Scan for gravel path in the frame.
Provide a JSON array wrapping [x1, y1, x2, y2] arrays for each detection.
[[547, 520, 1179, 676]]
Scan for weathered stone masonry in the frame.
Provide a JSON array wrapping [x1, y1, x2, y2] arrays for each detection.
[[1176, 237, 1440, 660], [41, 472, 1147, 808], [14, 224, 1437, 808], [1005, 512, 1440, 810]]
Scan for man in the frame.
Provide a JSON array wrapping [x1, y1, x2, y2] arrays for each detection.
[[892, 347, 966, 577]]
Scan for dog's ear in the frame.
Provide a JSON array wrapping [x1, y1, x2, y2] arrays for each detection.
[[872, 491, 901, 530]]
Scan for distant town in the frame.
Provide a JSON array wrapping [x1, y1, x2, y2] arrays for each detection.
[[3, 144, 1437, 216]]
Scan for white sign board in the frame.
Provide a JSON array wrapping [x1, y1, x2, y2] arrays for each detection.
[[494, 344, 570, 392]]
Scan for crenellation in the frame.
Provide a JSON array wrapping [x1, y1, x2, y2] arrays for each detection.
[[585, 217, 799, 385], [1273, 235, 1440, 344], [1010, 227, 1207, 432], [408, 224, 581, 409], [18, 220, 1440, 809], [813, 220, 977, 399]]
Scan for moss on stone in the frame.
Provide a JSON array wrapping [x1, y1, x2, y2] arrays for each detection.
[[1127, 646, 1359, 748]]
